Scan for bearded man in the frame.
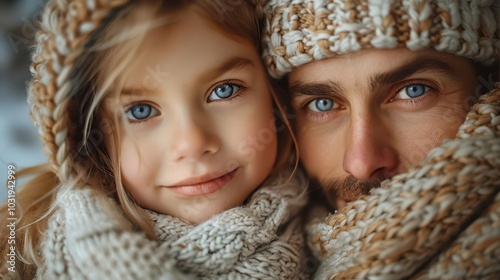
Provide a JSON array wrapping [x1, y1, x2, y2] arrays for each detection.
[[263, 0, 499, 278]]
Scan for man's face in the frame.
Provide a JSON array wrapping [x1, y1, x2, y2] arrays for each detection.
[[289, 48, 477, 209]]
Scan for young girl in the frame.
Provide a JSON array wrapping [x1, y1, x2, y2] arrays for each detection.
[[0, 0, 310, 279]]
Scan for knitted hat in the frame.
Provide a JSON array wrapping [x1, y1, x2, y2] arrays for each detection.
[[263, 0, 500, 78], [27, 0, 268, 182]]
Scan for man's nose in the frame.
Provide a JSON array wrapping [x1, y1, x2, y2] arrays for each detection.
[[342, 113, 399, 181], [168, 116, 221, 162]]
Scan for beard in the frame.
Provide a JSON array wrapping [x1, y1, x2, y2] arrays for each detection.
[[318, 174, 392, 209]]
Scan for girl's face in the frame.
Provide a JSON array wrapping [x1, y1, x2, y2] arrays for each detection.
[[110, 7, 277, 223]]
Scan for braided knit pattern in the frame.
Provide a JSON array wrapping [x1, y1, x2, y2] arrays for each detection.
[[36, 171, 309, 279], [37, 189, 193, 280], [415, 191, 500, 279], [147, 171, 309, 279], [27, 0, 128, 183], [263, 0, 500, 78], [306, 87, 500, 279]]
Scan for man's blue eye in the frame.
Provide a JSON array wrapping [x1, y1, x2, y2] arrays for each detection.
[[208, 84, 241, 101], [396, 84, 430, 99], [307, 98, 335, 112], [126, 104, 158, 121]]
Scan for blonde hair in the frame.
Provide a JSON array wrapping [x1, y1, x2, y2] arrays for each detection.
[[0, 1, 297, 278]]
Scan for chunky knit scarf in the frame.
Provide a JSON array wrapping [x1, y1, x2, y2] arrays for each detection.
[[306, 87, 500, 279], [147, 172, 309, 279], [36, 171, 309, 279]]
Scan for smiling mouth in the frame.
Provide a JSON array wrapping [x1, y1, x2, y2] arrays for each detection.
[[167, 168, 238, 196]]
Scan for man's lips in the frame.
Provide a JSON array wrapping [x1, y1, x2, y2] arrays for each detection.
[[166, 169, 238, 196]]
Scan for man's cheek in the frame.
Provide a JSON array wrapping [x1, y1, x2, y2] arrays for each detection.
[[404, 135, 442, 165], [421, 104, 467, 140], [295, 117, 312, 135], [434, 100, 469, 121], [398, 119, 456, 167]]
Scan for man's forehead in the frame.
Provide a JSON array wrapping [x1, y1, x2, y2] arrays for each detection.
[[288, 48, 456, 82], [288, 56, 341, 83]]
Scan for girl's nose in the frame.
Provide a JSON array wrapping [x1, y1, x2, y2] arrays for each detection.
[[168, 117, 221, 162]]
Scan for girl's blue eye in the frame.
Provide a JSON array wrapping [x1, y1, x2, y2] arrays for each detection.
[[208, 84, 241, 101], [307, 98, 336, 112], [126, 104, 159, 121], [396, 84, 430, 99]]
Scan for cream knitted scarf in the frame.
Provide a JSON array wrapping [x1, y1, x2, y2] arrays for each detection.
[[306, 88, 500, 279], [37, 171, 309, 279], [147, 170, 309, 279]]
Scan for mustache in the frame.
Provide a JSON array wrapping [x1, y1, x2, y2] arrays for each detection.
[[320, 175, 387, 202]]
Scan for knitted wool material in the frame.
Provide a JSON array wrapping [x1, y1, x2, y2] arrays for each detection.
[[36, 171, 310, 279], [306, 87, 500, 279], [148, 172, 310, 279], [263, 0, 499, 78], [35, 191, 192, 280]]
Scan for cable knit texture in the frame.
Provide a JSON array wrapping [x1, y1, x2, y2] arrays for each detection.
[[263, 0, 499, 78], [306, 87, 500, 279], [36, 171, 310, 279]]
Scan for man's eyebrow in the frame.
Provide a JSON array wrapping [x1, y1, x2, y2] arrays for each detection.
[[289, 81, 344, 98], [370, 58, 461, 92]]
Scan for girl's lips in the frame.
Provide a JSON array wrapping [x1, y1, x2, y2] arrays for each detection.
[[167, 169, 238, 196]]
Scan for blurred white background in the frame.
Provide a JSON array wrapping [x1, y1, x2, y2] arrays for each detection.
[[1, 0, 48, 202]]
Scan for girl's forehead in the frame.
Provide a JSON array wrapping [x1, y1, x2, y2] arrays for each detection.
[[118, 9, 260, 90]]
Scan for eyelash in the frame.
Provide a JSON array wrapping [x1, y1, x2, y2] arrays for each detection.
[[300, 80, 439, 121], [207, 80, 248, 103], [124, 102, 160, 125], [122, 80, 248, 125], [301, 98, 342, 122], [389, 80, 438, 107], [306, 110, 335, 122]]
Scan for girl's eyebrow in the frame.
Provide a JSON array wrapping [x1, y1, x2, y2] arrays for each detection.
[[199, 56, 255, 82], [120, 88, 149, 98], [120, 57, 255, 97], [218, 57, 255, 73]]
